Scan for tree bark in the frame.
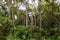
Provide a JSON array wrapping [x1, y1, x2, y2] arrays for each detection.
[[38, 0, 42, 27], [26, 13, 28, 27]]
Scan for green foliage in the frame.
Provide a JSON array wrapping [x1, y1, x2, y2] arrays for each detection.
[[0, 10, 5, 16], [0, 0, 60, 40], [6, 25, 60, 40], [0, 17, 9, 24], [58, 35, 60, 40]]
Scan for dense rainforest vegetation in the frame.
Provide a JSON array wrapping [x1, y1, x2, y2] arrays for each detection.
[[0, 0, 60, 40]]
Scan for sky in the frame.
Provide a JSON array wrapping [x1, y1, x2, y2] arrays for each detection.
[[56, 0, 60, 5], [1, 0, 60, 10], [18, 0, 39, 10]]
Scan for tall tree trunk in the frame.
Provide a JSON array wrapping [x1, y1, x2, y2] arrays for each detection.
[[26, 12, 28, 27], [7, 0, 15, 33], [31, 16, 33, 26], [7, 0, 12, 18], [25, 1, 29, 27], [38, 0, 42, 27]]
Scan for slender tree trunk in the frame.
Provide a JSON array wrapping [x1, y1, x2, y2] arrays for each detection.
[[26, 13, 28, 27], [7, 0, 16, 33], [7, 0, 12, 18], [33, 15, 36, 26], [38, 0, 42, 27], [24, 1, 29, 27], [40, 12, 42, 27], [35, 15, 36, 26], [31, 16, 33, 26]]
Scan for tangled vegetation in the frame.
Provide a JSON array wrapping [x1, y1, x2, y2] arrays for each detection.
[[0, 0, 60, 40]]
